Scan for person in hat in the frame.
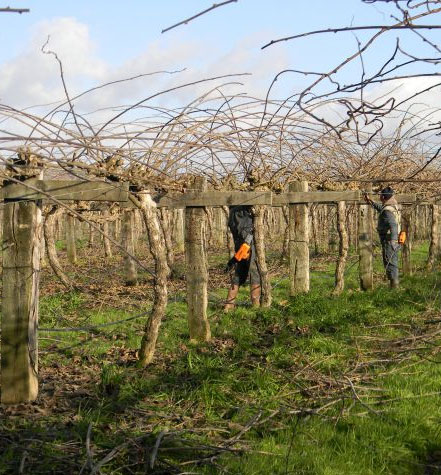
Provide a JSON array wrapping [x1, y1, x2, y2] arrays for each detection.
[[224, 205, 261, 310], [364, 186, 400, 288]]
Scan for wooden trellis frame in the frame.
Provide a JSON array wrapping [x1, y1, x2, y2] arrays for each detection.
[[0, 178, 417, 404], [1, 180, 128, 404]]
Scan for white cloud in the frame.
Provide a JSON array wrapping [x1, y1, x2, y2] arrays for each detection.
[[0, 19, 290, 113], [0, 18, 293, 156], [0, 17, 108, 108]]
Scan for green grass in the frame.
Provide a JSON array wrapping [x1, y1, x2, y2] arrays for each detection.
[[1, 243, 441, 473]]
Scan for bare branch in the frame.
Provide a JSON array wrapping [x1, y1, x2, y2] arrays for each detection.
[[0, 6, 29, 14], [161, 0, 238, 34], [262, 24, 441, 50]]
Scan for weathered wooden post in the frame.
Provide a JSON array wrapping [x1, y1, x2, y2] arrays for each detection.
[[122, 209, 138, 285], [2, 176, 42, 403], [40, 223, 47, 268], [212, 207, 225, 248], [334, 201, 349, 294], [427, 204, 440, 271], [66, 212, 77, 264], [159, 208, 175, 272], [172, 208, 185, 253], [0, 207, 3, 242], [253, 202, 272, 307], [1, 177, 129, 401], [289, 181, 310, 295], [350, 204, 358, 253], [358, 185, 373, 290], [88, 222, 95, 248], [320, 205, 330, 254], [44, 206, 75, 290], [281, 205, 289, 258], [185, 177, 210, 343], [415, 205, 425, 242], [311, 204, 320, 256], [222, 205, 235, 256], [401, 205, 413, 275], [102, 210, 112, 258], [114, 215, 121, 242], [329, 206, 338, 252], [133, 210, 142, 253]]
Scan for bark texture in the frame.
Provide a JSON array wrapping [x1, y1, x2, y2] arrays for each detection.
[[289, 181, 310, 295], [359, 187, 373, 291], [44, 206, 76, 290], [333, 201, 349, 295], [253, 204, 272, 307], [138, 193, 169, 366], [427, 204, 439, 271], [66, 213, 77, 264], [2, 199, 41, 403], [122, 209, 138, 285], [185, 177, 211, 342]]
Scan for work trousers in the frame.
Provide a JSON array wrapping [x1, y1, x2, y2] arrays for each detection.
[[381, 239, 399, 281]]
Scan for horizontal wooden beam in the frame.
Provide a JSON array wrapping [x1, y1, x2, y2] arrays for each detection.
[[124, 190, 416, 208], [273, 190, 361, 205], [1, 180, 129, 202], [394, 194, 416, 204], [0, 180, 417, 206], [153, 190, 273, 208]]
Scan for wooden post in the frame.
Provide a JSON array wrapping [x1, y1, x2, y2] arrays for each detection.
[[159, 208, 175, 273], [415, 205, 424, 242], [282, 205, 289, 259], [2, 197, 42, 403], [172, 208, 185, 253], [102, 210, 112, 258], [253, 203, 272, 307], [44, 206, 75, 290], [114, 216, 121, 242], [222, 205, 235, 256], [289, 181, 310, 295], [333, 201, 348, 294], [0, 208, 4, 242], [401, 205, 413, 275], [321, 205, 330, 254], [88, 223, 95, 248], [311, 204, 320, 256], [66, 212, 77, 264], [40, 224, 47, 268], [329, 206, 337, 252], [427, 204, 439, 271], [212, 207, 225, 248], [122, 209, 138, 285], [133, 210, 142, 253], [358, 185, 373, 290], [185, 177, 210, 343]]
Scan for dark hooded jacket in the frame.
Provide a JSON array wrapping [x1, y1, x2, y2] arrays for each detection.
[[228, 206, 254, 250]]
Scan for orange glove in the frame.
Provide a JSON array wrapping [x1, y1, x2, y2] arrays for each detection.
[[225, 242, 251, 272], [398, 231, 406, 245], [234, 242, 251, 261]]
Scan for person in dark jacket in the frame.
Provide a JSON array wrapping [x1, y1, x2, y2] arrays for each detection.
[[364, 186, 400, 288], [224, 206, 261, 311]]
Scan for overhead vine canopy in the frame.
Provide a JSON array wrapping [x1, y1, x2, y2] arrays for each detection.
[[1, 0, 441, 196]]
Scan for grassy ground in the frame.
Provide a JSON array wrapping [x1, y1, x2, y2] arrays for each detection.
[[1, 241, 441, 474]]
